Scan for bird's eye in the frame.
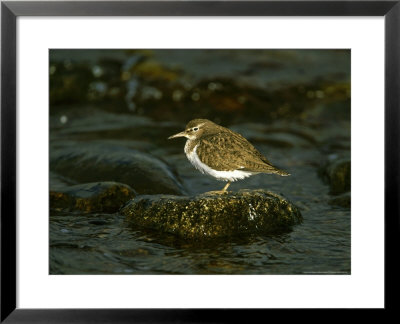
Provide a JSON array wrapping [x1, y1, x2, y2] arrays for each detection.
[[193, 127, 199, 131]]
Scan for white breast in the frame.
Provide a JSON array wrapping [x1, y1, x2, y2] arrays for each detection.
[[184, 142, 254, 182]]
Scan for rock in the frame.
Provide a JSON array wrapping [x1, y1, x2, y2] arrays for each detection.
[[50, 142, 185, 195], [121, 189, 302, 239], [50, 171, 76, 190], [230, 122, 317, 148], [50, 181, 136, 213], [320, 157, 350, 195]]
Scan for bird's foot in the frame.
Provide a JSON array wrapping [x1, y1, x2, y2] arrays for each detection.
[[204, 181, 232, 195], [205, 190, 230, 195]]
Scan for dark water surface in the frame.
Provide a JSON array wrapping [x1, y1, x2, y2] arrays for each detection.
[[50, 49, 350, 274]]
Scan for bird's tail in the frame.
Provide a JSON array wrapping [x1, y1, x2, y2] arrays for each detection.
[[252, 162, 291, 176], [275, 168, 290, 176]]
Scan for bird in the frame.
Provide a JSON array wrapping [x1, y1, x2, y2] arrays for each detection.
[[168, 119, 290, 193]]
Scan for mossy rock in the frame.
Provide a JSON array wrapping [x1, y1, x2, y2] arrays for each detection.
[[320, 157, 351, 195], [121, 189, 302, 239], [50, 181, 136, 213]]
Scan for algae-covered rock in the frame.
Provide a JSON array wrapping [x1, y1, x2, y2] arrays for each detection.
[[50, 181, 136, 213], [50, 142, 185, 195], [121, 189, 302, 239], [320, 157, 351, 195]]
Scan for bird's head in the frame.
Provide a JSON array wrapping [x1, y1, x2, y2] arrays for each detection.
[[168, 119, 218, 140]]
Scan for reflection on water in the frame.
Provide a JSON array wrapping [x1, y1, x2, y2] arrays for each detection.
[[49, 49, 350, 274]]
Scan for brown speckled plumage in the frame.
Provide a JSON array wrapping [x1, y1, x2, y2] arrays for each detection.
[[182, 119, 288, 174], [168, 119, 289, 190]]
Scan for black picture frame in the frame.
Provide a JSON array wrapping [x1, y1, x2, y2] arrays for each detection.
[[1, 0, 398, 322]]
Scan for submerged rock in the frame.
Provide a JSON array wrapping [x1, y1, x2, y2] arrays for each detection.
[[121, 189, 302, 239], [328, 192, 351, 208], [50, 142, 185, 195], [50, 181, 136, 213]]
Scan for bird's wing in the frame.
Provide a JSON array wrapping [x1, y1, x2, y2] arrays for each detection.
[[196, 131, 278, 173]]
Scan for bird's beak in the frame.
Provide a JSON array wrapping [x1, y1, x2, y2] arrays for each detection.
[[168, 131, 187, 139]]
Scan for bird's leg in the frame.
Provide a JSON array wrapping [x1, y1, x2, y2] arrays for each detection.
[[206, 181, 231, 195], [221, 181, 231, 192]]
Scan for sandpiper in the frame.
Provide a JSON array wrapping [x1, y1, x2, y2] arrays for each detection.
[[168, 119, 290, 192]]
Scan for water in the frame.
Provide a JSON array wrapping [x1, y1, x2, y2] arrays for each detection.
[[49, 49, 350, 274], [50, 205, 350, 274]]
